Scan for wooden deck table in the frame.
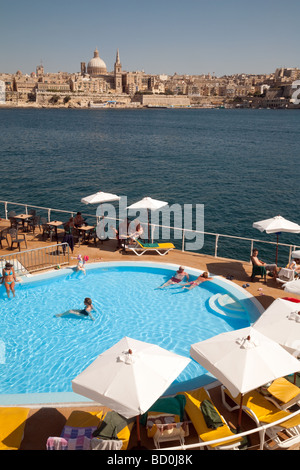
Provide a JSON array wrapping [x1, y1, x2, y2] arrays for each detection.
[[13, 214, 33, 231], [47, 220, 63, 243], [76, 225, 95, 243]]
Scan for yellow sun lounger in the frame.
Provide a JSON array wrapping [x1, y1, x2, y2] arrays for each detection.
[[264, 377, 300, 411], [0, 407, 30, 450], [47, 410, 134, 450], [126, 240, 175, 256], [221, 386, 300, 449], [180, 388, 242, 450]]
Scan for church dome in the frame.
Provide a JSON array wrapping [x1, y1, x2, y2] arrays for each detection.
[[87, 48, 107, 75]]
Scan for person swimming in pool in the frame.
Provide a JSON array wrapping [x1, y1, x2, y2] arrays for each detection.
[[182, 272, 213, 290], [1, 262, 19, 298], [55, 297, 95, 321], [159, 266, 189, 288]]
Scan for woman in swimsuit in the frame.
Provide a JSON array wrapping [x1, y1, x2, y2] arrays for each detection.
[[182, 272, 213, 290], [1, 262, 18, 298], [55, 297, 95, 321]]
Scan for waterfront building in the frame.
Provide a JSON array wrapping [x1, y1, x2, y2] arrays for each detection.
[[87, 48, 107, 76]]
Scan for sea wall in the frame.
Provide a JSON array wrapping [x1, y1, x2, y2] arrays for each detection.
[[140, 94, 191, 107]]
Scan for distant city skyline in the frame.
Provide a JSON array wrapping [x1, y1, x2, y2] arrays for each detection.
[[1, 0, 299, 76]]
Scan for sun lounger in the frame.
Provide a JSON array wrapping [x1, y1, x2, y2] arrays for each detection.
[[180, 388, 242, 450], [140, 395, 188, 448], [260, 377, 300, 411], [46, 410, 134, 450], [146, 412, 189, 449], [126, 239, 175, 256], [221, 386, 300, 449], [0, 407, 30, 450]]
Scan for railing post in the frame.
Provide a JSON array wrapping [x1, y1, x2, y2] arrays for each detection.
[[4, 202, 8, 220], [182, 230, 185, 252], [47, 208, 51, 222], [214, 234, 219, 258], [151, 225, 155, 244], [250, 240, 254, 263]]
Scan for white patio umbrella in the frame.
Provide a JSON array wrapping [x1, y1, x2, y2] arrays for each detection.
[[81, 191, 120, 205], [127, 197, 168, 241], [253, 215, 300, 265], [283, 279, 300, 296], [254, 298, 300, 356], [190, 327, 300, 427], [291, 250, 300, 259], [72, 337, 190, 443]]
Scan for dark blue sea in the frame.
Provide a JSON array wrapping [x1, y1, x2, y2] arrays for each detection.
[[0, 107, 299, 264]]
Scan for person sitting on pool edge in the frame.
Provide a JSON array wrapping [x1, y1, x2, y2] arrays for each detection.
[[55, 297, 95, 321], [76, 254, 89, 275], [159, 266, 189, 288], [182, 271, 213, 290]]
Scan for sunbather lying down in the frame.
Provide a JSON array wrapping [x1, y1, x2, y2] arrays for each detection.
[[159, 266, 189, 288], [182, 272, 213, 290]]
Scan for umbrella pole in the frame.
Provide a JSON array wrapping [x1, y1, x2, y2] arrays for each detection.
[[276, 234, 279, 266], [136, 415, 141, 445], [238, 394, 244, 430]]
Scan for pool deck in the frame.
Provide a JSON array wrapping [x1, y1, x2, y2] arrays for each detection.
[[1, 221, 300, 450]]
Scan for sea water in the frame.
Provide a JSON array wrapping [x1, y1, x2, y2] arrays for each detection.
[[0, 107, 299, 263]]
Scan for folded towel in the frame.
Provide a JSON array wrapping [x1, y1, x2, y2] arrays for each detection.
[[200, 399, 224, 429], [90, 438, 123, 450], [93, 411, 133, 440], [46, 437, 68, 450]]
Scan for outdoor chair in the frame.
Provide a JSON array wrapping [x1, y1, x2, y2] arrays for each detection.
[[8, 228, 27, 251], [0, 228, 9, 248], [41, 217, 54, 241], [8, 211, 22, 230], [180, 387, 242, 450], [250, 263, 267, 282], [276, 267, 295, 285], [27, 215, 41, 234], [221, 385, 300, 450]]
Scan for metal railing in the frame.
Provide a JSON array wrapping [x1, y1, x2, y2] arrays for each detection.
[[0, 243, 70, 275], [161, 405, 300, 451], [1, 199, 299, 264]]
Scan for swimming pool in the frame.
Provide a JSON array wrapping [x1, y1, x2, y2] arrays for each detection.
[[0, 262, 263, 405]]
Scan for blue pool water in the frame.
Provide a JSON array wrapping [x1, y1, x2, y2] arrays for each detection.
[[0, 263, 256, 404]]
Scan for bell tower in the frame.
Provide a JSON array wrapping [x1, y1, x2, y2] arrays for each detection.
[[114, 49, 122, 93]]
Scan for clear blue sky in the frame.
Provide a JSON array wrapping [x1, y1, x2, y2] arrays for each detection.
[[1, 0, 299, 76]]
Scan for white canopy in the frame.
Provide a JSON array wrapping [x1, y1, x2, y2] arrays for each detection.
[[254, 298, 300, 355], [283, 279, 300, 296], [253, 215, 300, 234], [81, 191, 120, 205], [127, 197, 168, 211], [292, 250, 300, 259], [72, 337, 190, 419], [190, 326, 300, 399]]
